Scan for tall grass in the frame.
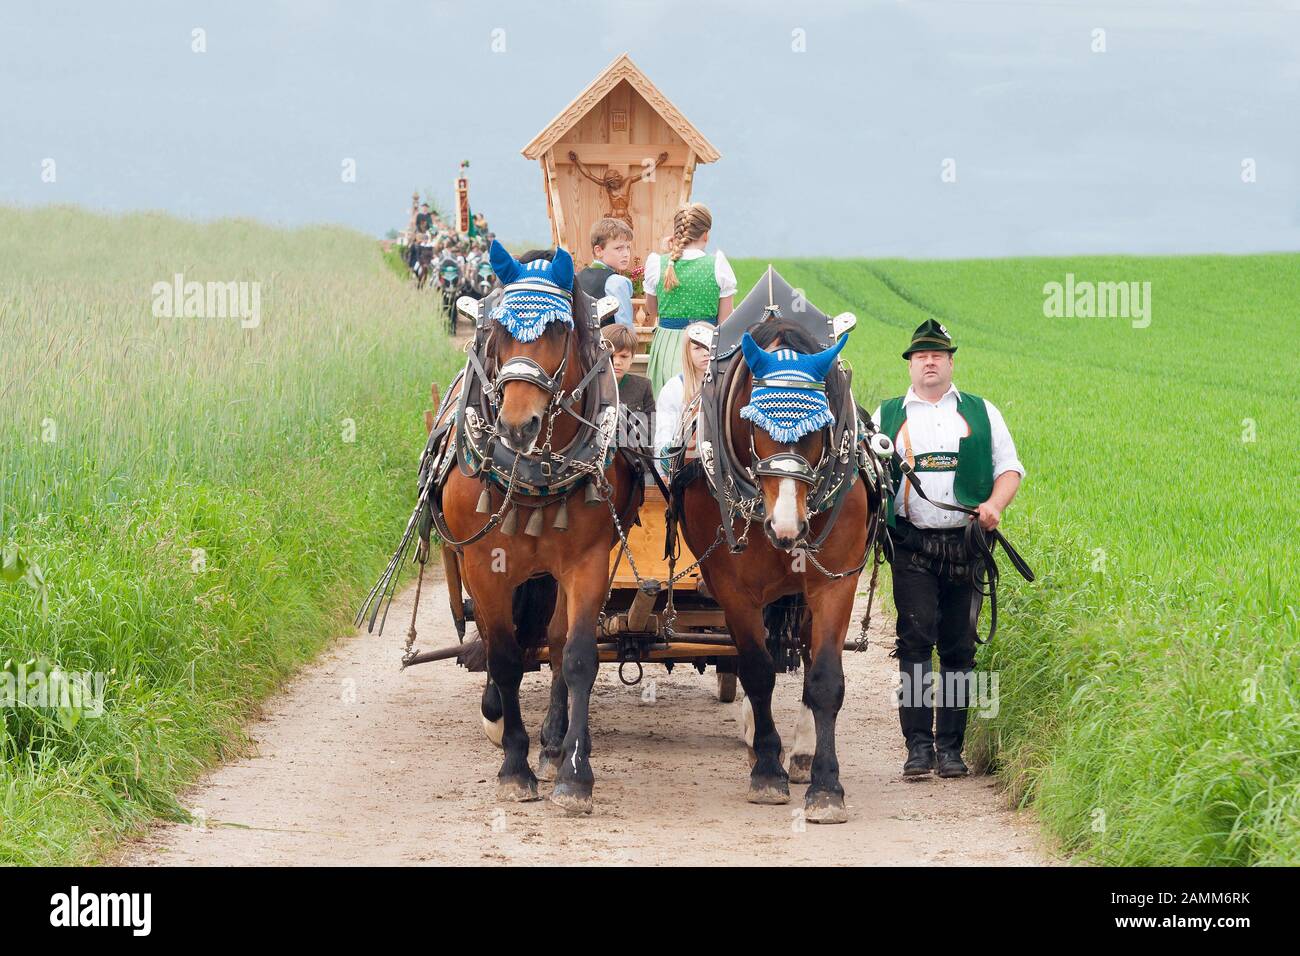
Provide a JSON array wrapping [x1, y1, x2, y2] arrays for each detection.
[[0, 206, 460, 864], [729, 255, 1300, 864]]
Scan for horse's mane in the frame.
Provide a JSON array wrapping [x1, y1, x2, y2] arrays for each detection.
[[484, 249, 598, 370], [745, 318, 847, 413]]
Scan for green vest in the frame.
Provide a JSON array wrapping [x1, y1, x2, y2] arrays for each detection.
[[878, 390, 994, 527], [656, 253, 721, 321]]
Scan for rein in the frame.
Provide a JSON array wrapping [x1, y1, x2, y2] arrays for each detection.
[[894, 458, 1035, 644]]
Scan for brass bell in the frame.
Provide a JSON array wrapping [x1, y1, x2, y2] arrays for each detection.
[[500, 507, 517, 536], [524, 507, 545, 537], [553, 498, 569, 531], [475, 488, 492, 514], [585, 482, 602, 505]]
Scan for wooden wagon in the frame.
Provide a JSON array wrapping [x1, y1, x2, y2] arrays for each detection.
[[590, 483, 739, 702]]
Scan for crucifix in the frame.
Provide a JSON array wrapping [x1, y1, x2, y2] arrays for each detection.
[[568, 150, 669, 225]]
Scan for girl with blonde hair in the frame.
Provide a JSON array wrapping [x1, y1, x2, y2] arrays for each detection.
[[652, 321, 714, 477], [644, 202, 736, 395]]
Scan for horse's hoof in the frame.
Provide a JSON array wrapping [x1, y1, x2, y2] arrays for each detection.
[[482, 715, 504, 748], [535, 752, 560, 782], [747, 779, 791, 805], [550, 783, 593, 816], [496, 778, 540, 803], [804, 790, 848, 824], [788, 754, 813, 784]]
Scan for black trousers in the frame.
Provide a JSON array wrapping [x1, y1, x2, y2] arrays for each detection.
[[888, 517, 982, 753]]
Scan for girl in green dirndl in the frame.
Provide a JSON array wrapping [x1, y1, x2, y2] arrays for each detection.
[[643, 202, 737, 395]]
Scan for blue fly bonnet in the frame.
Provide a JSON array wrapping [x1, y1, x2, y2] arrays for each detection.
[[488, 239, 575, 343], [740, 331, 848, 443]]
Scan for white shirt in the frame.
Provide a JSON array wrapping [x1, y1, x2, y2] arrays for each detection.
[[643, 248, 738, 298], [871, 383, 1025, 530]]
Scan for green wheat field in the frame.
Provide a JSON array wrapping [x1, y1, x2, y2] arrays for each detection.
[[1, 206, 1296, 865]]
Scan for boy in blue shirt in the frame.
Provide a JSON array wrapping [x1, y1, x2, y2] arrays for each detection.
[[577, 218, 635, 327]]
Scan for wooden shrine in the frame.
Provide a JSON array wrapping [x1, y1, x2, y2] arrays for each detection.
[[521, 53, 721, 275]]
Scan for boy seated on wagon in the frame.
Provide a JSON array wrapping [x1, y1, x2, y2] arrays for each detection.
[[600, 323, 655, 461]]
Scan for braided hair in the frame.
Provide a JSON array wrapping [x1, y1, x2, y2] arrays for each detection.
[[660, 202, 713, 293]]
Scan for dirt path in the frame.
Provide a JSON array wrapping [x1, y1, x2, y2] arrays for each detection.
[[119, 567, 1052, 866]]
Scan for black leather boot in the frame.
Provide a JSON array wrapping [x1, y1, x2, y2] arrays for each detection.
[[936, 667, 971, 778], [904, 741, 937, 777], [937, 749, 968, 778], [898, 660, 935, 777]]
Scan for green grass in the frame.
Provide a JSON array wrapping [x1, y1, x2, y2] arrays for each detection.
[[3, 210, 1295, 866], [730, 255, 1300, 865], [0, 205, 461, 864]]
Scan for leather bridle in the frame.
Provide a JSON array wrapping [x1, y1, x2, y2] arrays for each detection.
[[745, 376, 830, 490]]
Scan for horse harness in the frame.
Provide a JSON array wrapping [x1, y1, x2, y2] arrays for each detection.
[[687, 270, 895, 573], [418, 290, 642, 554]]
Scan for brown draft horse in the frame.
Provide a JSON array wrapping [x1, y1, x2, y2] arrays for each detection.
[[436, 249, 640, 815], [677, 320, 871, 824]]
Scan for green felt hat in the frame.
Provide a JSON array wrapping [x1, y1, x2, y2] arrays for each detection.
[[902, 319, 957, 359]]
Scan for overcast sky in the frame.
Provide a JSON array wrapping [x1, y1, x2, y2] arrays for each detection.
[[2, 0, 1297, 257]]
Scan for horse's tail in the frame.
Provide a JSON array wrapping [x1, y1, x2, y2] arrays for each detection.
[[513, 575, 557, 648], [764, 594, 807, 673], [458, 574, 557, 673]]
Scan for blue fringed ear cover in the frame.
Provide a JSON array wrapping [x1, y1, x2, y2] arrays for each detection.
[[489, 240, 574, 290], [740, 331, 847, 378], [487, 241, 578, 343], [739, 331, 848, 443], [489, 239, 521, 284]]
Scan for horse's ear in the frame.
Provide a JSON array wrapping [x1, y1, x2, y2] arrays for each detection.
[[550, 247, 574, 290], [741, 332, 771, 376], [807, 333, 849, 380], [489, 239, 521, 284]]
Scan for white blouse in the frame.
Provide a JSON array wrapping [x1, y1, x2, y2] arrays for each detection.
[[653, 374, 704, 476], [643, 248, 738, 298], [654, 374, 686, 465]]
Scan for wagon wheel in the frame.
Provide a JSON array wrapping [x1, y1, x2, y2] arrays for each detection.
[[715, 660, 738, 703]]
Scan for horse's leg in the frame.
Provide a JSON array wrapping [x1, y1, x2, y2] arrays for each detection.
[[536, 588, 570, 781], [802, 577, 856, 823], [728, 601, 789, 804], [550, 551, 607, 815], [481, 675, 504, 747], [476, 598, 540, 802], [788, 612, 816, 784]]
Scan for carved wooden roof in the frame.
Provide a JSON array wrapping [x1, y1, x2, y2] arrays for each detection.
[[521, 53, 721, 164]]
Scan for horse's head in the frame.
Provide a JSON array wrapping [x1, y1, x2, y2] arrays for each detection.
[[739, 326, 847, 550], [484, 241, 585, 453]]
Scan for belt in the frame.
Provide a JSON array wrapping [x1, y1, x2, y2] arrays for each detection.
[[656, 316, 716, 331]]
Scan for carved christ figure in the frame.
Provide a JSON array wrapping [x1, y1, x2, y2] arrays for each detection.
[[568, 150, 669, 224]]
